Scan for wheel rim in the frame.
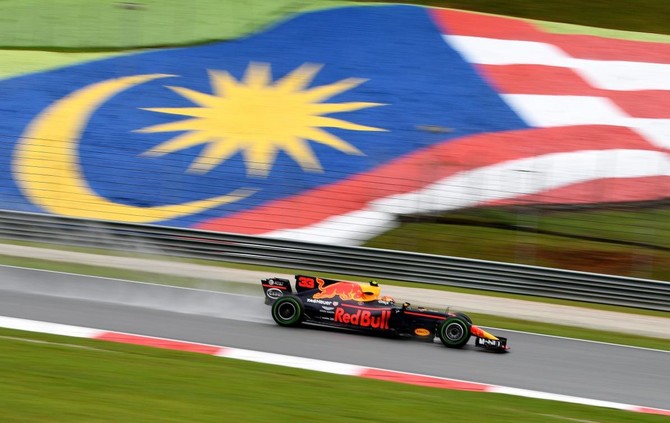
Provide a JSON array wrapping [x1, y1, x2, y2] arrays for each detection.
[[445, 322, 464, 341], [277, 302, 297, 321]]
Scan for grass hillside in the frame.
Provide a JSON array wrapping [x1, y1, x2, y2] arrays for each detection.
[[364, 205, 670, 281], [364, 0, 670, 36], [2, 0, 669, 50]]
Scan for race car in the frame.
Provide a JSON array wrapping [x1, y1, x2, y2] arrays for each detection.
[[261, 274, 508, 352]]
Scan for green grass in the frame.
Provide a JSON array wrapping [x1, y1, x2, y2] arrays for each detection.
[[2, 0, 669, 52], [364, 205, 670, 281], [364, 0, 670, 36], [0, 0, 349, 50], [1, 327, 667, 423]]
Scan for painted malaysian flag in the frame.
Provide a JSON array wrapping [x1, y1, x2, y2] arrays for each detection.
[[198, 7, 670, 244], [2, 6, 669, 245]]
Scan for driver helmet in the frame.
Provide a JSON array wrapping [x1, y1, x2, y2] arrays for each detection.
[[380, 295, 395, 304], [360, 281, 381, 301]]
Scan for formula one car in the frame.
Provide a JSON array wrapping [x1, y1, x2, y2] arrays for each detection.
[[261, 275, 508, 352]]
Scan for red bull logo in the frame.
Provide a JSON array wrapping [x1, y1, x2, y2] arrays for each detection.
[[313, 280, 370, 301], [334, 308, 391, 329]]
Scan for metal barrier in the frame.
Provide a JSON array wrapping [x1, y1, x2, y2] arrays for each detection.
[[0, 210, 668, 311]]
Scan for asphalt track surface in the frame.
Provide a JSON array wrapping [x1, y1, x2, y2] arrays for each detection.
[[3, 245, 669, 338], [1, 288, 668, 410]]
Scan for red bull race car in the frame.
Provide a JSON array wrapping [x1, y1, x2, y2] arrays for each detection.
[[261, 275, 509, 352]]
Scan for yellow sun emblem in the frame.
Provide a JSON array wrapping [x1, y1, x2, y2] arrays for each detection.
[[136, 62, 387, 176]]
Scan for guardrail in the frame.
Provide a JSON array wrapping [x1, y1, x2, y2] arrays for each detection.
[[0, 210, 668, 311]]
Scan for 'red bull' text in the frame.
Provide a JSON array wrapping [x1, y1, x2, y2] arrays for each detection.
[[334, 308, 391, 329]]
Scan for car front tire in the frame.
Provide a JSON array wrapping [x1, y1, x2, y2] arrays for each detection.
[[438, 317, 471, 348]]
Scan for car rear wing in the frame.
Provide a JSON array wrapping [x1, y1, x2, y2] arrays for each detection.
[[261, 277, 293, 305]]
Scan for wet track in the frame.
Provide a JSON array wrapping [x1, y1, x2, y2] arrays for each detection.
[[0, 282, 668, 410]]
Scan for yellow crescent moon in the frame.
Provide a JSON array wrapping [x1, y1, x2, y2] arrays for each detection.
[[13, 74, 255, 223]]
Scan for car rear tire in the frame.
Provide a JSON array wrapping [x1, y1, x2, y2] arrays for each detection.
[[271, 296, 303, 327], [438, 317, 471, 348]]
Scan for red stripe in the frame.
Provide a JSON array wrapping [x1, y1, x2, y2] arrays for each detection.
[[95, 332, 223, 355], [360, 368, 491, 391], [482, 64, 600, 96], [196, 126, 663, 234], [429, 8, 541, 40], [544, 33, 670, 63], [633, 407, 670, 416], [489, 176, 670, 206], [263, 284, 287, 290], [342, 303, 392, 311], [480, 64, 670, 118], [605, 90, 670, 119], [429, 9, 670, 63], [404, 311, 446, 320]]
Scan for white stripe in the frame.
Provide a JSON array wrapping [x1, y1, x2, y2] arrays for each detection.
[[488, 386, 635, 411], [264, 149, 670, 243], [574, 58, 670, 91], [630, 118, 670, 149], [0, 316, 102, 339], [372, 149, 670, 214], [265, 209, 397, 245], [501, 94, 627, 127], [445, 35, 670, 90], [216, 347, 364, 376], [502, 94, 670, 148], [445, 35, 569, 66], [486, 327, 670, 352]]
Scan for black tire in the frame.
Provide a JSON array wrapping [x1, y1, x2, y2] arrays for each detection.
[[438, 317, 471, 348], [271, 296, 304, 327], [454, 312, 473, 325]]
